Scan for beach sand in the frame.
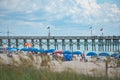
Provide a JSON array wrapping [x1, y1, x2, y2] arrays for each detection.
[[0, 53, 120, 78], [49, 60, 120, 77]]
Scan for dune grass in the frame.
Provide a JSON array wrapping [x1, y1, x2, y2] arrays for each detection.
[[0, 64, 120, 80], [0, 53, 120, 80]]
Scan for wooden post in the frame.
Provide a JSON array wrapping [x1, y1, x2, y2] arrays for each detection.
[[105, 60, 108, 76]]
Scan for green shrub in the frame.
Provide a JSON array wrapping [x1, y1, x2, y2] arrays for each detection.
[[0, 64, 120, 80]]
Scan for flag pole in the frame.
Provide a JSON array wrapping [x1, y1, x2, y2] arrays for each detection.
[[91, 29, 92, 36], [102, 32, 103, 36], [89, 27, 92, 36], [49, 28, 50, 36], [47, 26, 50, 37]]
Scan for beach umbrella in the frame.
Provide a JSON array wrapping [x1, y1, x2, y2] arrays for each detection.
[[115, 54, 120, 59], [99, 52, 110, 57], [111, 53, 119, 57], [44, 49, 55, 53], [38, 49, 44, 53], [64, 54, 72, 61], [86, 52, 97, 56], [63, 50, 72, 54], [54, 50, 63, 54], [21, 47, 42, 52], [21, 48, 29, 51], [8, 48, 18, 52], [27, 47, 41, 52], [42, 50, 48, 53], [72, 51, 82, 55], [6, 47, 12, 50], [63, 51, 72, 61], [21, 48, 32, 52], [25, 42, 33, 47], [15, 48, 19, 50], [7, 47, 19, 52], [49, 49, 55, 52]]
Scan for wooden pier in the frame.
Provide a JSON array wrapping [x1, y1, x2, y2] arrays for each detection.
[[0, 36, 120, 51]]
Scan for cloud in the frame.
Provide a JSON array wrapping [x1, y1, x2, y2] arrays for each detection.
[[70, 0, 120, 25], [0, 0, 41, 13], [0, 0, 119, 36], [0, 0, 119, 23]]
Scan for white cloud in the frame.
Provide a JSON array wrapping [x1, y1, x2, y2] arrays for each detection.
[[1, 0, 119, 24], [70, 0, 120, 25], [0, 0, 41, 13], [0, 0, 120, 36]]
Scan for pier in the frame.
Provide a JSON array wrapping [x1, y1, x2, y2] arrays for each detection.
[[0, 36, 120, 51]]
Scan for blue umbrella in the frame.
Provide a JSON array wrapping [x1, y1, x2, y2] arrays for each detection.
[[49, 49, 55, 52], [72, 51, 82, 55], [15, 48, 19, 50], [64, 54, 72, 61], [24, 48, 44, 52], [63, 50, 72, 54], [44, 49, 55, 53], [8, 48, 18, 52], [44, 50, 49, 53], [86, 52, 97, 56], [99, 52, 110, 57], [6, 47, 13, 50], [28, 48, 41, 52], [7, 47, 19, 52], [38, 49, 44, 53], [21, 47, 40, 52], [21, 48, 29, 51], [115, 54, 120, 59], [111, 53, 119, 57]]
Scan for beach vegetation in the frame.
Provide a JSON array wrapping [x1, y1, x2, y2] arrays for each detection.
[[0, 63, 120, 80]]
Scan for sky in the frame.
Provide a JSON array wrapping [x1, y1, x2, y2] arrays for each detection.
[[0, 0, 120, 36]]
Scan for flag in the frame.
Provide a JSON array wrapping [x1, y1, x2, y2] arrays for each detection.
[[100, 28, 103, 31], [89, 27, 92, 29], [47, 27, 50, 29], [47, 26, 50, 36]]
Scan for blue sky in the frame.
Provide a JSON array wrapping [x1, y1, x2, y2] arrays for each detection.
[[0, 0, 120, 36]]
